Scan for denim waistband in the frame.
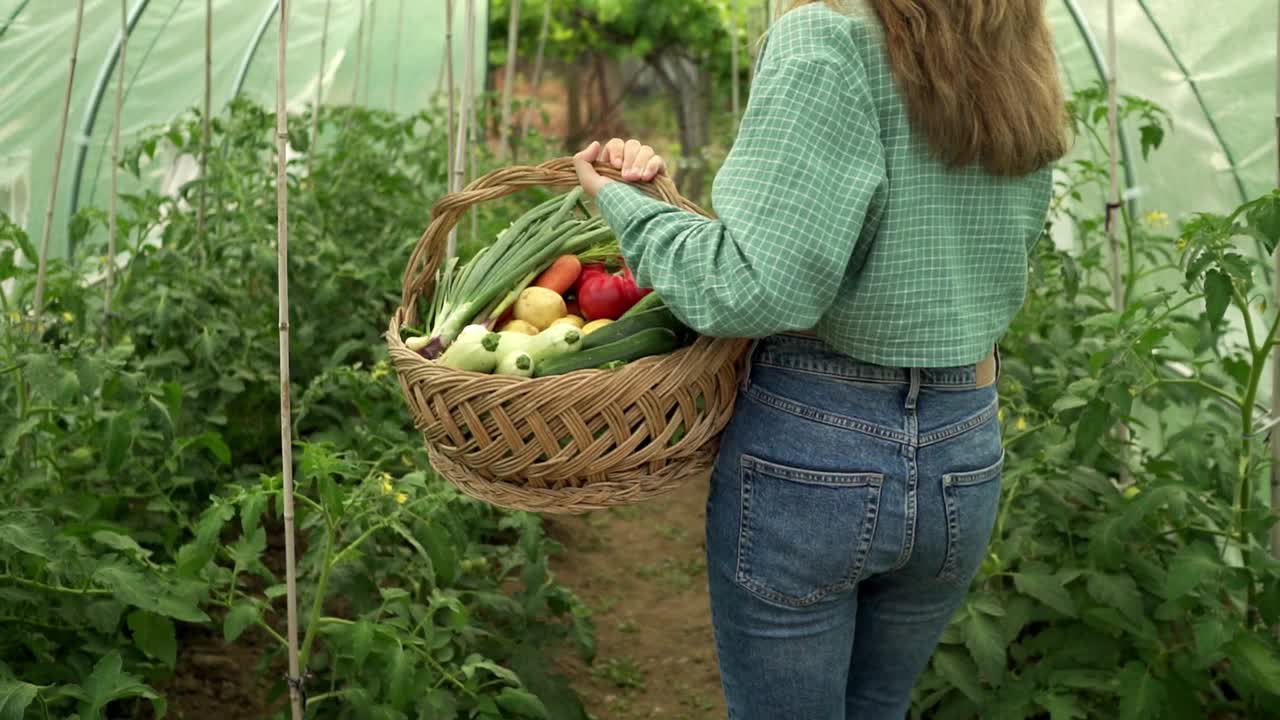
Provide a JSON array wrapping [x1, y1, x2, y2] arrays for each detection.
[[750, 333, 997, 389]]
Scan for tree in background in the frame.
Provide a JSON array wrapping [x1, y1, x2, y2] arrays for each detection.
[[488, 0, 760, 200]]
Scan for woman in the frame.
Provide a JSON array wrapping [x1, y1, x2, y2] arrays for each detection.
[[573, 1, 1068, 717]]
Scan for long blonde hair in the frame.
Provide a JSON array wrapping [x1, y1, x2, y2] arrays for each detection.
[[785, 0, 1069, 177]]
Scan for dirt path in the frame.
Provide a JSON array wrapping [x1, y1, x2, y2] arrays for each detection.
[[546, 476, 726, 720]]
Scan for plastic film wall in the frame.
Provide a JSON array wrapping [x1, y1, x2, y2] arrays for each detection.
[[0, 0, 489, 259]]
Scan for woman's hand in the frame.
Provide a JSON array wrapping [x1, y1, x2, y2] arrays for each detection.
[[573, 138, 667, 197]]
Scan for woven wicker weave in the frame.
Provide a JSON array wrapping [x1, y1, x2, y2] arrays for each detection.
[[386, 157, 750, 514]]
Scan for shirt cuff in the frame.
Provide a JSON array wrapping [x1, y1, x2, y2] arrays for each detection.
[[595, 181, 668, 269]]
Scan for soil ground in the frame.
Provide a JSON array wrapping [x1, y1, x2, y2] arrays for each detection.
[[545, 476, 726, 720]]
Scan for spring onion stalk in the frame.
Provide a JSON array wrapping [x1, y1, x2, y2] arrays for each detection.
[[424, 189, 586, 356]]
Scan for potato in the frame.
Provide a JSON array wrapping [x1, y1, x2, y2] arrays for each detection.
[[513, 287, 567, 330], [499, 319, 540, 336], [552, 314, 586, 329]]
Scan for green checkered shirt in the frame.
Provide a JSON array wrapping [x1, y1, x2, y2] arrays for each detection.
[[596, 2, 1054, 368]]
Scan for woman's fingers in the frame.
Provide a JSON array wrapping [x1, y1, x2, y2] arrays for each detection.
[[622, 139, 642, 175], [594, 138, 665, 182], [628, 145, 655, 180], [643, 154, 666, 181], [603, 138, 627, 168]]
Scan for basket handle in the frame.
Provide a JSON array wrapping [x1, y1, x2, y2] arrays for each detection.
[[399, 156, 708, 316]]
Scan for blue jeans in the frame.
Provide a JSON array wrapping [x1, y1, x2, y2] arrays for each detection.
[[706, 334, 1004, 720]]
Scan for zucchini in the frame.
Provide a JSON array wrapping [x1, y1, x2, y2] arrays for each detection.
[[618, 291, 664, 319], [439, 331, 501, 372], [581, 306, 685, 350], [533, 328, 682, 377], [496, 350, 535, 377]]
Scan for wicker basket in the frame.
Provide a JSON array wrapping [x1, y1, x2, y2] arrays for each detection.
[[386, 158, 751, 514]]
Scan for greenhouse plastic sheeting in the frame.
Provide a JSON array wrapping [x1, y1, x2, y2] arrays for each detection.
[[1048, 1, 1277, 220], [0, 1, 1275, 260], [0, 0, 488, 259]]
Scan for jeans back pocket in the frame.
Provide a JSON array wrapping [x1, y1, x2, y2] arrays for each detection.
[[736, 455, 884, 608], [937, 451, 1004, 587]]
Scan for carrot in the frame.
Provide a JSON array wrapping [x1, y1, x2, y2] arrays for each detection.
[[532, 255, 582, 295]]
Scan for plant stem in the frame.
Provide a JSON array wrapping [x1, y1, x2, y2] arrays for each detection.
[[329, 522, 389, 568], [0, 574, 111, 596], [298, 525, 334, 670]]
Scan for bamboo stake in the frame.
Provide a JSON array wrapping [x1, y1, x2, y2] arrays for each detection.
[[33, 0, 86, 324], [464, 0, 478, 247], [273, 0, 305, 717], [390, 0, 404, 112], [104, 0, 129, 341], [497, 0, 521, 162], [445, 0, 459, 258], [350, 1, 365, 105], [308, 0, 332, 177], [518, 0, 550, 145], [362, 0, 377, 107], [1271, 0, 1280, 602], [197, 0, 212, 242], [730, 0, 740, 127], [1105, 0, 1131, 478]]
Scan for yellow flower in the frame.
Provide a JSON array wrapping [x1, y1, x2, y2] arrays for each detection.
[[61, 312, 74, 323], [1144, 210, 1169, 228], [1015, 417, 1028, 432], [1175, 237, 1189, 251], [394, 492, 409, 505], [379, 472, 393, 495], [998, 408, 1005, 423]]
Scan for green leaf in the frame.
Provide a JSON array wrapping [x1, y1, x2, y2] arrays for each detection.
[[1084, 572, 1144, 625], [1228, 632, 1280, 694], [421, 524, 458, 586], [1138, 124, 1164, 160], [1013, 572, 1077, 617], [1192, 618, 1229, 669], [1051, 395, 1089, 413], [95, 564, 210, 623], [92, 531, 151, 561], [969, 593, 1005, 618], [352, 620, 375, 665], [188, 432, 231, 465], [128, 611, 177, 667], [1246, 193, 1280, 254], [1038, 692, 1087, 720], [962, 611, 1005, 685], [1073, 400, 1112, 455], [229, 527, 267, 569], [420, 688, 459, 720], [177, 504, 234, 577], [79, 652, 164, 719], [389, 645, 414, 709], [224, 602, 260, 643], [240, 492, 267, 536], [1116, 662, 1165, 720], [86, 600, 125, 633], [496, 687, 550, 719], [104, 412, 133, 476], [932, 647, 985, 705], [1203, 269, 1231, 330], [0, 516, 52, 559], [0, 680, 39, 720], [1165, 546, 1218, 600], [319, 476, 345, 520]]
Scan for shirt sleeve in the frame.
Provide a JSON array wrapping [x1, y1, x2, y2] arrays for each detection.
[[595, 54, 885, 338]]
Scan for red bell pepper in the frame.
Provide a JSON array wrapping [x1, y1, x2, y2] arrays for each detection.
[[577, 265, 652, 321]]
